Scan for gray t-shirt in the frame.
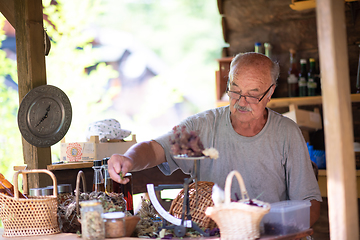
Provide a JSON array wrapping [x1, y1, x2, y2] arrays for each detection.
[[154, 106, 322, 203]]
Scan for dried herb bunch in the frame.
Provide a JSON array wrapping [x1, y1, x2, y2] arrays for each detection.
[[57, 191, 127, 233], [134, 196, 219, 238], [134, 196, 162, 237]]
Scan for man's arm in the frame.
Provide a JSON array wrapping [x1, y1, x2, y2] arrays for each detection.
[[108, 140, 166, 184], [310, 199, 321, 227]]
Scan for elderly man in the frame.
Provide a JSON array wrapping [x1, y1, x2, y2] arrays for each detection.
[[108, 52, 322, 226]]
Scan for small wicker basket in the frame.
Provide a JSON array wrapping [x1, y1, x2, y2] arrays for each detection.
[[0, 169, 60, 238], [205, 170, 270, 240], [169, 181, 216, 229]]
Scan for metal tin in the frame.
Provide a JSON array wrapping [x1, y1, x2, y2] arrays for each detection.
[[42, 186, 54, 196], [29, 187, 43, 197], [57, 184, 72, 194]]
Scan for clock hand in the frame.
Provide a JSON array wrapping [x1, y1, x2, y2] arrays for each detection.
[[35, 117, 45, 128], [43, 104, 51, 119], [35, 105, 51, 127]]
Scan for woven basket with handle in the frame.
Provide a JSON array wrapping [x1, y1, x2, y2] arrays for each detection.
[[0, 169, 60, 238], [205, 170, 270, 240], [169, 181, 217, 229]]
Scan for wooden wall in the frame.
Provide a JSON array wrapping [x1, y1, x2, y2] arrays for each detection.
[[218, 0, 360, 142]]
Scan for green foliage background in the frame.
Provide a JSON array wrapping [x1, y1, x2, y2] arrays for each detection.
[[96, 0, 224, 141], [0, 0, 223, 188], [0, 19, 22, 180], [0, 0, 224, 228]]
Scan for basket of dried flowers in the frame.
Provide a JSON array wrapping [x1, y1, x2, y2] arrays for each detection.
[[57, 170, 127, 234], [205, 170, 270, 240], [169, 181, 217, 230], [0, 169, 60, 238]]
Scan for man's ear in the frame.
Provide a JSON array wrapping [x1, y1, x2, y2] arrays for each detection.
[[226, 78, 230, 91], [267, 85, 275, 100]]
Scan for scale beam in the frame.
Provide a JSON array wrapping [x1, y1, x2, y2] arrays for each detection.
[[146, 184, 192, 228]]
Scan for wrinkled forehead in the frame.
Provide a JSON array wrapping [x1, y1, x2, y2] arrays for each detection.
[[231, 63, 272, 87], [229, 53, 273, 83]]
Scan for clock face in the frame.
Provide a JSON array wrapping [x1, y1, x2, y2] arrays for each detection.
[[18, 85, 72, 148]]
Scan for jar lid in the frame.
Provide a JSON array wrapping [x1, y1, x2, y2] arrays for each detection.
[[93, 160, 102, 167], [102, 157, 110, 165], [80, 200, 101, 207], [102, 212, 125, 219]]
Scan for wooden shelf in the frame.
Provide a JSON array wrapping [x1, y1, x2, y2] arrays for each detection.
[[216, 93, 360, 108], [47, 162, 93, 170]]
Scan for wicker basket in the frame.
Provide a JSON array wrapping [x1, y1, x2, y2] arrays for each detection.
[[0, 169, 60, 238], [205, 170, 270, 240], [169, 181, 216, 229]]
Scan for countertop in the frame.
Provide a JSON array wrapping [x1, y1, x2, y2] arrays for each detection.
[[0, 228, 313, 240]]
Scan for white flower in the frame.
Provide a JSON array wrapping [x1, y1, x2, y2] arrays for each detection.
[[212, 183, 225, 206], [202, 147, 219, 159]]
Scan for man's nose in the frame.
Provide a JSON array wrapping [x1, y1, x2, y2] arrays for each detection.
[[237, 95, 248, 105]]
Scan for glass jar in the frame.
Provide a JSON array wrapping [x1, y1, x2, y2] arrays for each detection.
[[103, 212, 126, 238], [93, 160, 105, 192], [80, 200, 105, 240]]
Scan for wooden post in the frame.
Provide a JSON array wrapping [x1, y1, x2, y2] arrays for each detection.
[[14, 0, 52, 188], [316, 0, 359, 239]]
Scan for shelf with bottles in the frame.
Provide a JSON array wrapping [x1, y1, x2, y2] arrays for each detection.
[[215, 55, 360, 109], [216, 94, 360, 108]]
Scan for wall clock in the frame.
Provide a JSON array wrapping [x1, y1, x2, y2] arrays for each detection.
[[17, 85, 72, 148]]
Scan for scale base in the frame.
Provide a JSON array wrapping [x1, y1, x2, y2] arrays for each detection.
[[159, 219, 209, 238]]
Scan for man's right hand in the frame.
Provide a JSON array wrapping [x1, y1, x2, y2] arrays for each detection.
[[108, 154, 133, 184]]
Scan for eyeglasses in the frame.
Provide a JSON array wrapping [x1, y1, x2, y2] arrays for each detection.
[[227, 84, 274, 104]]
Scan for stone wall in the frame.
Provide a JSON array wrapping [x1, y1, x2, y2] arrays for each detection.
[[218, 0, 360, 142], [219, 0, 360, 97]]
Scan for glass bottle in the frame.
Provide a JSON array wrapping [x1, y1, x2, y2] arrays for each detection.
[[0, 173, 27, 198], [298, 59, 308, 97], [254, 42, 263, 54], [80, 200, 105, 240], [92, 160, 105, 192], [287, 49, 299, 97], [264, 43, 272, 59], [315, 59, 322, 96], [122, 173, 133, 215], [102, 157, 113, 194], [307, 58, 317, 96], [113, 172, 133, 215]]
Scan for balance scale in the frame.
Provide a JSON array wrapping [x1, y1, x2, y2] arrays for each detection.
[[146, 157, 210, 238]]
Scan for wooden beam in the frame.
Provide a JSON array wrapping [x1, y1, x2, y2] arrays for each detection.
[[316, 0, 359, 239], [0, 0, 51, 55], [14, 0, 52, 188], [0, 0, 15, 28]]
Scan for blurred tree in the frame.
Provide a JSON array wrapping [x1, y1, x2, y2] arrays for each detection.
[[96, 0, 224, 140], [42, 0, 118, 157], [0, 18, 21, 180], [0, 0, 117, 167]]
